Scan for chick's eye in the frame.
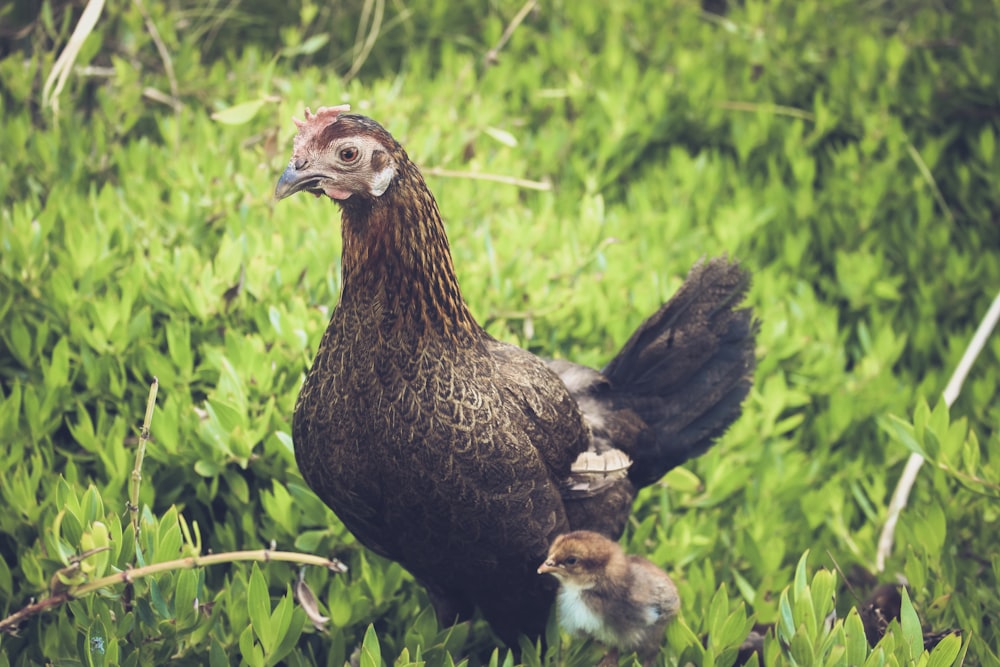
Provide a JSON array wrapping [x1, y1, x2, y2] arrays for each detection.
[[563, 557, 578, 566], [339, 146, 359, 162]]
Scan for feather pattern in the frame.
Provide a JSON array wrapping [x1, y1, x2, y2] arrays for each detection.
[[275, 107, 757, 642]]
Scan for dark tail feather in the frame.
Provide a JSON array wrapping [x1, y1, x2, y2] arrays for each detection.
[[603, 256, 757, 488]]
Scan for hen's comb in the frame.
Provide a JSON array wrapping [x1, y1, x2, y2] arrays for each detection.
[[292, 104, 351, 150]]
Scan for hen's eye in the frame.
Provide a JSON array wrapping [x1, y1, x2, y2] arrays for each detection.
[[564, 557, 578, 566], [340, 146, 359, 162]]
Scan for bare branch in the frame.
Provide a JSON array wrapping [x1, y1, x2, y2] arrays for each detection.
[[132, 0, 181, 112], [0, 549, 347, 634], [42, 0, 106, 114], [484, 0, 538, 66], [130, 378, 158, 539], [424, 166, 552, 191], [876, 288, 1000, 571]]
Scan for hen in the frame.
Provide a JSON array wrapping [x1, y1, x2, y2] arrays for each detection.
[[274, 105, 757, 642]]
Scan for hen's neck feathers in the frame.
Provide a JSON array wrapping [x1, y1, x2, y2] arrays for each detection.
[[338, 153, 481, 344]]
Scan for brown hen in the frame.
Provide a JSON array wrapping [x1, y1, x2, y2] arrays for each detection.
[[274, 105, 757, 643]]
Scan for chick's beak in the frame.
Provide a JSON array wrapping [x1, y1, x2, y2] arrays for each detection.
[[537, 559, 557, 575]]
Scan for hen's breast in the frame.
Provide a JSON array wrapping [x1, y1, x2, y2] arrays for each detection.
[[292, 309, 586, 577]]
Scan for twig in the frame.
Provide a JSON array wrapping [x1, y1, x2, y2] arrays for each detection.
[[484, 0, 537, 65], [345, 0, 385, 82], [716, 101, 815, 122], [0, 549, 347, 634], [876, 288, 1000, 571], [130, 378, 158, 539], [42, 0, 106, 114], [142, 87, 183, 112], [424, 166, 552, 191], [906, 142, 955, 226], [132, 0, 181, 113]]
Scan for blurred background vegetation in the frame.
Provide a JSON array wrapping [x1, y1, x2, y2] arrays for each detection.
[[0, 0, 998, 665]]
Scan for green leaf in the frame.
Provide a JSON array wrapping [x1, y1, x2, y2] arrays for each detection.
[[239, 624, 265, 667], [925, 634, 961, 667], [793, 584, 818, 639], [210, 639, 229, 667], [294, 529, 330, 552], [863, 647, 887, 667], [790, 627, 816, 665], [155, 508, 183, 562], [360, 624, 383, 667], [666, 617, 703, 654], [484, 126, 519, 148], [719, 604, 754, 648], [86, 618, 109, 667], [248, 564, 275, 654], [266, 589, 305, 667], [79, 521, 110, 578], [793, 550, 810, 602], [6, 318, 33, 365], [43, 336, 71, 389], [0, 554, 12, 598], [706, 584, 730, 646], [149, 577, 171, 619], [211, 98, 271, 125], [663, 466, 703, 493], [778, 588, 795, 641], [731, 569, 757, 606], [899, 588, 924, 660], [980, 126, 996, 162], [879, 414, 926, 458], [810, 569, 837, 621], [174, 568, 199, 630], [281, 33, 330, 57]]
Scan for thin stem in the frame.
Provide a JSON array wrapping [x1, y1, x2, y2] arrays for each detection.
[[423, 166, 551, 191], [484, 0, 538, 65], [42, 0, 106, 114], [130, 378, 158, 539], [0, 549, 347, 634], [716, 100, 816, 122], [876, 288, 1000, 571], [906, 142, 955, 226], [132, 0, 181, 114]]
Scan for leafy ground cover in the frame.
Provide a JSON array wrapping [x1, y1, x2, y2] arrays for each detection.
[[1, 0, 998, 665]]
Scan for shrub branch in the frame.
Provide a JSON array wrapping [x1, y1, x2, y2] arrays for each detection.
[[484, 0, 538, 65], [0, 549, 347, 634], [129, 377, 158, 538], [876, 288, 1000, 571]]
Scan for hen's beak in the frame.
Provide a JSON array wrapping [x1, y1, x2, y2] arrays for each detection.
[[537, 559, 557, 575], [275, 162, 320, 201]]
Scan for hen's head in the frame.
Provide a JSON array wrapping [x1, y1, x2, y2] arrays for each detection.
[[275, 105, 401, 203], [537, 530, 622, 589]]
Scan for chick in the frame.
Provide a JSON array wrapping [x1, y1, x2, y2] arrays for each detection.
[[538, 530, 679, 665]]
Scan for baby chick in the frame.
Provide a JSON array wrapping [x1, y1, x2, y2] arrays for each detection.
[[538, 530, 679, 666]]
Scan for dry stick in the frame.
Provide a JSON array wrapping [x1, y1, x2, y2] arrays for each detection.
[[876, 288, 1000, 572], [715, 101, 816, 122], [424, 166, 551, 191], [0, 550, 347, 634], [345, 0, 385, 82], [42, 0, 106, 114], [132, 0, 181, 112], [484, 0, 538, 65], [130, 377, 159, 538]]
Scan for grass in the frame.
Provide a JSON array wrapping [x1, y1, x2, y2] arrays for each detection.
[[0, 0, 999, 665]]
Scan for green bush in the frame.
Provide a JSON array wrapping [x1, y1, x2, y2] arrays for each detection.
[[1, 0, 998, 664]]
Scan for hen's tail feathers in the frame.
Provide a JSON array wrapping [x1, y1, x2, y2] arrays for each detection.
[[603, 256, 757, 488]]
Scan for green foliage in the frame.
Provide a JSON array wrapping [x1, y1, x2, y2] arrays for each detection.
[[1, 0, 999, 664]]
